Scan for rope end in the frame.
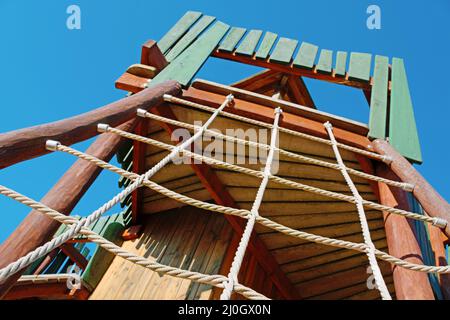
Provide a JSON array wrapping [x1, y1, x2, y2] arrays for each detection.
[[323, 121, 333, 129], [433, 217, 447, 229], [97, 123, 110, 133], [46, 140, 61, 152], [136, 108, 148, 118], [163, 94, 173, 102]]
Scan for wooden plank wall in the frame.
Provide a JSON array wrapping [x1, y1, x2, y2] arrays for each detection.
[[89, 207, 284, 299]]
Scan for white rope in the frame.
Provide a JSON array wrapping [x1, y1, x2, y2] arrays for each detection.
[[220, 107, 282, 300], [48, 144, 450, 274], [163, 94, 393, 164], [0, 185, 267, 300], [324, 121, 391, 300], [136, 108, 414, 191], [102, 121, 444, 228], [0, 95, 234, 283]]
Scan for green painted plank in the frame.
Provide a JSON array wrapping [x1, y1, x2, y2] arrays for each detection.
[[293, 42, 318, 69], [269, 37, 298, 65], [316, 49, 333, 74], [151, 21, 230, 87], [157, 11, 203, 54], [165, 15, 216, 62], [218, 27, 246, 52], [389, 58, 422, 163], [368, 55, 389, 139], [255, 32, 278, 60], [335, 51, 348, 77], [348, 52, 372, 82], [235, 29, 263, 56]]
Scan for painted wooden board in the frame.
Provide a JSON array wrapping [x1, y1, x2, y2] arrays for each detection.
[[269, 37, 298, 64], [368, 55, 389, 139], [348, 52, 372, 82], [255, 32, 278, 60], [235, 30, 263, 56], [151, 21, 230, 87], [165, 15, 216, 62], [334, 51, 347, 77], [389, 58, 422, 163], [293, 42, 318, 69], [316, 49, 333, 74], [157, 11, 203, 54], [218, 27, 246, 52]]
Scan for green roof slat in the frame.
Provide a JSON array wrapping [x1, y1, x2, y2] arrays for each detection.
[[316, 49, 333, 74], [165, 15, 216, 62], [269, 37, 298, 65], [368, 55, 389, 140], [348, 52, 372, 82], [334, 51, 348, 77], [218, 27, 246, 52], [235, 29, 263, 56], [151, 21, 230, 87], [389, 58, 422, 163], [293, 42, 318, 69], [157, 11, 203, 54], [255, 32, 278, 60]]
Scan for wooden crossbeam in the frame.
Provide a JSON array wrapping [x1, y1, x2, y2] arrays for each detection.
[[60, 244, 89, 270]]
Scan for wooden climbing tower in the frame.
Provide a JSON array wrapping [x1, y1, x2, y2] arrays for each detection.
[[0, 10, 449, 300]]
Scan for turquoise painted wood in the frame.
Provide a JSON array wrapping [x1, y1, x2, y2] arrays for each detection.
[[293, 42, 318, 69], [157, 11, 203, 54], [269, 37, 298, 64], [348, 52, 372, 82], [389, 58, 422, 163], [368, 55, 389, 139], [255, 32, 278, 59], [235, 30, 263, 56], [151, 21, 230, 87], [316, 49, 333, 74], [218, 27, 246, 52], [165, 15, 216, 62], [335, 51, 347, 77]]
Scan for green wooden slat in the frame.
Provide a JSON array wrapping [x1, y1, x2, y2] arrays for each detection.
[[368, 55, 389, 139], [335, 51, 347, 77], [165, 15, 216, 62], [151, 21, 230, 87], [348, 52, 372, 82], [235, 30, 263, 56], [255, 32, 278, 60], [218, 27, 246, 52], [389, 58, 422, 163], [316, 49, 333, 74], [157, 11, 203, 54], [269, 37, 298, 65], [293, 42, 318, 69]]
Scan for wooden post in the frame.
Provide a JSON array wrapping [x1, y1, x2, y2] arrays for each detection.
[[0, 81, 181, 169], [372, 139, 450, 237], [376, 163, 435, 299]]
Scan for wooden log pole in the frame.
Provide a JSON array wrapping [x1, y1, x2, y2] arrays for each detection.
[[0, 81, 181, 169], [372, 139, 450, 237], [376, 163, 435, 299]]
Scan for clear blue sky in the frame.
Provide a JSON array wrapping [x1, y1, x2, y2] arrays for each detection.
[[0, 0, 449, 243]]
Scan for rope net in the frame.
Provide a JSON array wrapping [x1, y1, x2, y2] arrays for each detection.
[[0, 95, 448, 300]]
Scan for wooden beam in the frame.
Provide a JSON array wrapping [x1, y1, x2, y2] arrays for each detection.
[[212, 49, 371, 90], [60, 244, 89, 270], [150, 104, 300, 299], [372, 139, 450, 237], [0, 120, 135, 298], [32, 249, 59, 275], [4, 282, 90, 300], [231, 69, 281, 92], [140, 39, 169, 71], [375, 162, 435, 299], [131, 119, 148, 224], [286, 76, 316, 108], [428, 226, 450, 299], [0, 81, 181, 169]]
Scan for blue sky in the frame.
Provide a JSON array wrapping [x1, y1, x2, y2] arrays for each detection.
[[0, 0, 449, 243]]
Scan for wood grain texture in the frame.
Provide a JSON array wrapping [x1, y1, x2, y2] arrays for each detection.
[[218, 27, 246, 52], [235, 30, 263, 56], [0, 81, 181, 169], [255, 32, 278, 60], [269, 37, 298, 65], [389, 58, 422, 163], [157, 11, 203, 54], [334, 51, 348, 77], [316, 49, 333, 74], [293, 42, 318, 69], [348, 52, 372, 82], [368, 55, 389, 139]]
